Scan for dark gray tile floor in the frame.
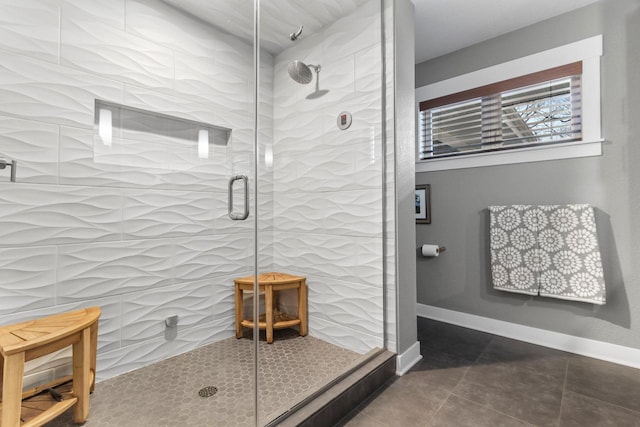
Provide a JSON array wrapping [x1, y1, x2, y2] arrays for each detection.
[[341, 318, 640, 427]]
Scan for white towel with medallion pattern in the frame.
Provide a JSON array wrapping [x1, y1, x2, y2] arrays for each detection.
[[489, 204, 605, 305]]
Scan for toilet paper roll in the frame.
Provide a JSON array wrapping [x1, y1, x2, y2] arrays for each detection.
[[421, 244, 440, 257]]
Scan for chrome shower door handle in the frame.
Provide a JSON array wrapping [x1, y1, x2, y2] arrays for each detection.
[[228, 175, 249, 220]]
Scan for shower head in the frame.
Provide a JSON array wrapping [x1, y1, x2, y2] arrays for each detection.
[[287, 60, 321, 85]]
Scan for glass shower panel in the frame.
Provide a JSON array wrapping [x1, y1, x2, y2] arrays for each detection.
[[256, 0, 386, 424], [0, 0, 258, 426]]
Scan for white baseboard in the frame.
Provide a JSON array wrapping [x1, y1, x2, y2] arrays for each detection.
[[396, 341, 422, 375], [417, 304, 640, 370]]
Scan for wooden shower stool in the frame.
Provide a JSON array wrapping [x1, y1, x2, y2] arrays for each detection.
[[0, 307, 101, 427], [234, 272, 307, 344]]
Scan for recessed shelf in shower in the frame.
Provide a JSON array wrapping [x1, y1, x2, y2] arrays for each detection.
[[93, 99, 231, 169]]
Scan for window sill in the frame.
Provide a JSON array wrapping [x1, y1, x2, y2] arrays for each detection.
[[415, 140, 603, 173]]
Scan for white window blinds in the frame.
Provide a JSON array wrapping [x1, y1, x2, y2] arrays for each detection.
[[419, 62, 582, 160]]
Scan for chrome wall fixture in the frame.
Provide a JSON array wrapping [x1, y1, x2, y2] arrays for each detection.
[[289, 25, 303, 41], [0, 158, 17, 182], [228, 175, 249, 220], [287, 60, 321, 85]]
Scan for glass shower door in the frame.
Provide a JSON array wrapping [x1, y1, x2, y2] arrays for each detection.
[[0, 0, 260, 425], [255, 0, 386, 424]]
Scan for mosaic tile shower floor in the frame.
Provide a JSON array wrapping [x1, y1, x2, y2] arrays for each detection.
[[44, 329, 363, 427]]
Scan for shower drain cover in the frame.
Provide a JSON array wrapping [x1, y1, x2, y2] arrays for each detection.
[[198, 386, 218, 398]]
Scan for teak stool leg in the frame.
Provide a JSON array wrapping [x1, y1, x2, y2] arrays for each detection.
[[2, 352, 25, 427], [235, 284, 244, 338], [298, 280, 308, 336], [90, 320, 99, 393], [72, 327, 91, 423], [265, 284, 274, 344]]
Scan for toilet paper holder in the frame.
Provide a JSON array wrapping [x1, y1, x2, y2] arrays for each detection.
[[420, 244, 446, 257]]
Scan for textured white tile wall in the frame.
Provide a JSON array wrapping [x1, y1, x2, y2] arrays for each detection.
[[0, 0, 60, 64], [0, 0, 269, 384], [272, 0, 385, 353]]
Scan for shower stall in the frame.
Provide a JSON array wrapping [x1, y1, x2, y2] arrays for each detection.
[[0, 0, 409, 425]]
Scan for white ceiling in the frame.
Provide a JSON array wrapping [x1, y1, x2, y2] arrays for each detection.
[[413, 0, 601, 64]]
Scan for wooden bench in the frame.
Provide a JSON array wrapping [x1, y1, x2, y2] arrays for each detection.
[[235, 272, 307, 344], [0, 307, 101, 427]]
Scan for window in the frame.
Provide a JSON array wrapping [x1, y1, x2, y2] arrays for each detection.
[[420, 63, 582, 159], [415, 35, 602, 172]]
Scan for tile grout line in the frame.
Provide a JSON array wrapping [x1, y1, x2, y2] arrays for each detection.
[[448, 394, 538, 426], [556, 358, 570, 427], [428, 391, 452, 425], [446, 335, 538, 426], [565, 388, 640, 416]]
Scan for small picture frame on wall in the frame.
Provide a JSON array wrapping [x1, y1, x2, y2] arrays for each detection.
[[415, 184, 431, 224]]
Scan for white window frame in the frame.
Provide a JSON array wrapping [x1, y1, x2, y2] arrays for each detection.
[[415, 35, 603, 172]]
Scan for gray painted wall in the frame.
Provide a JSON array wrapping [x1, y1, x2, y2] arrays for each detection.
[[415, 0, 640, 349]]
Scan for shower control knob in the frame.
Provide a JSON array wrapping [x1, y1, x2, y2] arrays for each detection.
[[337, 111, 352, 130]]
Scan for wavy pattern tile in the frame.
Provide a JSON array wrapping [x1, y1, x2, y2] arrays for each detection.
[[0, 53, 124, 129], [355, 135, 383, 189], [323, 190, 382, 237], [97, 336, 177, 380], [212, 274, 238, 320], [309, 317, 382, 355], [173, 235, 251, 283], [322, 277, 384, 337], [273, 232, 364, 284], [123, 189, 216, 239], [356, 237, 384, 287], [0, 246, 56, 315], [175, 52, 250, 117], [316, 55, 356, 106], [305, 277, 325, 321], [355, 44, 383, 95], [0, 0, 59, 64], [0, 183, 122, 247], [121, 280, 214, 345], [274, 189, 382, 237], [57, 239, 174, 302], [294, 144, 357, 193], [98, 316, 234, 380], [0, 116, 58, 184], [59, 126, 123, 187], [126, 0, 216, 57], [61, 13, 174, 90], [323, 0, 380, 61], [62, 298, 123, 353], [273, 110, 322, 156], [61, 0, 125, 30]]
